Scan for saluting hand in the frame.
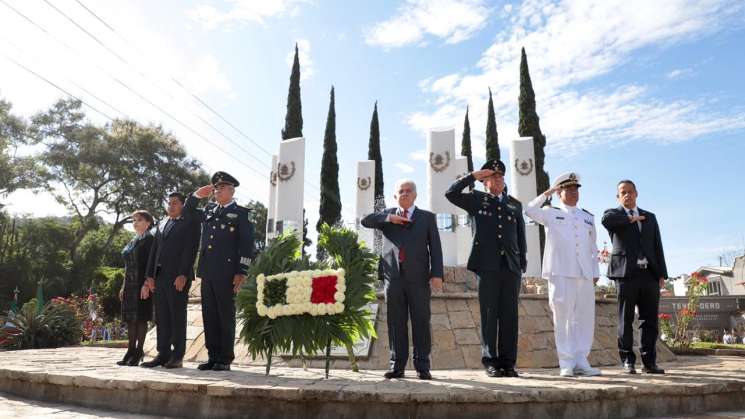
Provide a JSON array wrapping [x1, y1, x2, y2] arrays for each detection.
[[472, 169, 495, 181], [194, 184, 214, 199], [389, 215, 410, 225], [233, 274, 245, 294], [629, 214, 646, 223], [145, 277, 155, 291]]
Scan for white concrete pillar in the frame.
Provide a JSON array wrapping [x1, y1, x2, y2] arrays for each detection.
[[427, 129, 460, 266], [509, 136, 541, 277], [275, 137, 305, 242], [355, 160, 376, 250], [453, 157, 472, 266], [265, 154, 278, 244]]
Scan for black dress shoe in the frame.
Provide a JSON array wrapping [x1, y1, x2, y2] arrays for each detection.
[[127, 350, 144, 366], [384, 369, 404, 379], [623, 363, 637, 374], [416, 370, 432, 380], [197, 361, 215, 371], [642, 365, 665, 374], [502, 368, 519, 378], [212, 363, 231, 371], [164, 359, 183, 369], [141, 356, 169, 368], [485, 366, 503, 377], [116, 349, 134, 366]]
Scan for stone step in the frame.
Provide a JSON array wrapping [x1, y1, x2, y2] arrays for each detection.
[[1, 348, 743, 419]]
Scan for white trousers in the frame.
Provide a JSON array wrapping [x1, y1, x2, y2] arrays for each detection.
[[547, 276, 595, 369]]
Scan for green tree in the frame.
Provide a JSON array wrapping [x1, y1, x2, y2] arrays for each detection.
[[367, 102, 385, 212], [0, 99, 44, 201], [243, 200, 268, 253], [317, 86, 341, 232], [282, 43, 303, 140], [461, 106, 474, 191], [518, 47, 550, 254], [485, 88, 500, 161], [32, 99, 209, 272]]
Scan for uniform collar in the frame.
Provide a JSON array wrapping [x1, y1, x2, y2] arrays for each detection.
[[217, 200, 236, 210], [558, 202, 578, 212]]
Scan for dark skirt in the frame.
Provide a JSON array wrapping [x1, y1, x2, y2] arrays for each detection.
[[120, 234, 154, 322], [120, 271, 153, 322]]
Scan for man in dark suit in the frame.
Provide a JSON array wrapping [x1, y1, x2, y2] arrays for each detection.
[[602, 179, 667, 374], [141, 192, 201, 369], [361, 179, 443, 380], [445, 160, 527, 378], [185, 171, 255, 372]]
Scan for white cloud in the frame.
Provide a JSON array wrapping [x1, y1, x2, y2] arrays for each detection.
[[287, 39, 314, 81], [366, 0, 491, 48], [395, 162, 415, 173], [186, 0, 310, 30], [409, 0, 745, 154], [666, 68, 694, 79], [409, 149, 427, 160]]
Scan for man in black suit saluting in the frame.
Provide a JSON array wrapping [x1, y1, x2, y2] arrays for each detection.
[[602, 180, 667, 375], [142, 192, 201, 369], [362, 179, 443, 380]]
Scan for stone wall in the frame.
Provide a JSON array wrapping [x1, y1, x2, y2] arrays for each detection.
[[145, 269, 675, 370]]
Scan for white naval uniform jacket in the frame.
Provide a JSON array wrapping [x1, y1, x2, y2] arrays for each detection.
[[525, 194, 600, 280]]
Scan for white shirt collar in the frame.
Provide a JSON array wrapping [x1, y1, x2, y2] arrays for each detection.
[[622, 205, 639, 214], [218, 200, 236, 209]]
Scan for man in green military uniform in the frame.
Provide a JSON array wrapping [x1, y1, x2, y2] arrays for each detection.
[[185, 171, 255, 372], [445, 160, 527, 378]]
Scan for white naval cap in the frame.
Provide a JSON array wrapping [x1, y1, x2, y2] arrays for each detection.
[[552, 172, 581, 189]]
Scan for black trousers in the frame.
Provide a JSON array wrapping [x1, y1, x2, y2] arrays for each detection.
[[616, 268, 660, 366], [155, 273, 190, 361], [201, 276, 236, 365], [477, 266, 521, 369], [384, 268, 432, 372]]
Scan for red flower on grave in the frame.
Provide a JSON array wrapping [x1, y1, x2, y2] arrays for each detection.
[[658, 313, 672, 321]]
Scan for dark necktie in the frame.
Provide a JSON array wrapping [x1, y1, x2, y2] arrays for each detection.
[[629, 209, 641, 232], [398, 208, 408, 263], [163, 219, 175, 236]]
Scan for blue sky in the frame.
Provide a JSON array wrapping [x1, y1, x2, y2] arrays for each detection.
[[1, 0, 744, 277]]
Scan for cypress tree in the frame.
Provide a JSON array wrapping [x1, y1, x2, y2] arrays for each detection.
[[282, 43, 303, 140], [317, 86, 341, 232], [368, 102, 385, 212], [461, 106, 474, 191], [461, 106, 474, 172], [485, 88, 500, 161], [367, 102, 385, 259], [518, 47, 550, 255]]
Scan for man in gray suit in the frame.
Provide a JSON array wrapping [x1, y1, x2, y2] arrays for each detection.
[[362, 179, 443, 380]]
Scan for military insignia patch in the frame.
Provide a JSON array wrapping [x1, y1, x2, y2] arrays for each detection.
[[227, 213, 238, 219]]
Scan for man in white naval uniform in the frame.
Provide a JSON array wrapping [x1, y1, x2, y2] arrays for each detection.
[[525, 172, 601, 377]]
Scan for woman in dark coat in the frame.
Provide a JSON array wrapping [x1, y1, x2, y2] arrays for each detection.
[[117, 210, 155, 366]]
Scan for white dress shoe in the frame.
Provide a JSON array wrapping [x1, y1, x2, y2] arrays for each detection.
[[574, 365, 602, 376], [559, 368, 575, 377]]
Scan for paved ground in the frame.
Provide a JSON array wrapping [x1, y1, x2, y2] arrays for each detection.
[[0, 392, 170, 418], [0, 347, 743, 418]]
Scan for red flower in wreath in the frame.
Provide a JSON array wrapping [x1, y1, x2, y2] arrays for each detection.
[[658, 313, 672, 321], [311, 276, 338, 304]]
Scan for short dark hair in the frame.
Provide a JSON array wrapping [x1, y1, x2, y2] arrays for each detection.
[[168, 192, 186, 204], [617, 179, 637, 191], [131, 209, 154, 227]]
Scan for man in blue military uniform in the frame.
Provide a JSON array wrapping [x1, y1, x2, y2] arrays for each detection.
[[185, 171, 255, 372], [445, 160, 527, 378]]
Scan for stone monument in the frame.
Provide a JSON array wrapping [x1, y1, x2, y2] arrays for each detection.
[[355, 160, 376, 249], [274, 137, 304, 241], [509, 136, 542, 278]]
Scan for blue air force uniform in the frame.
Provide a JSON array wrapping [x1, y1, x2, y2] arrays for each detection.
[[184, 171, 255, 367], [445, 160, 527, 375]]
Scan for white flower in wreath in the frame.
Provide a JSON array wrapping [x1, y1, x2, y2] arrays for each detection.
[[334, 302, 344, 313], [257, 306, 267, 316], [334, 292, 345, 302]]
